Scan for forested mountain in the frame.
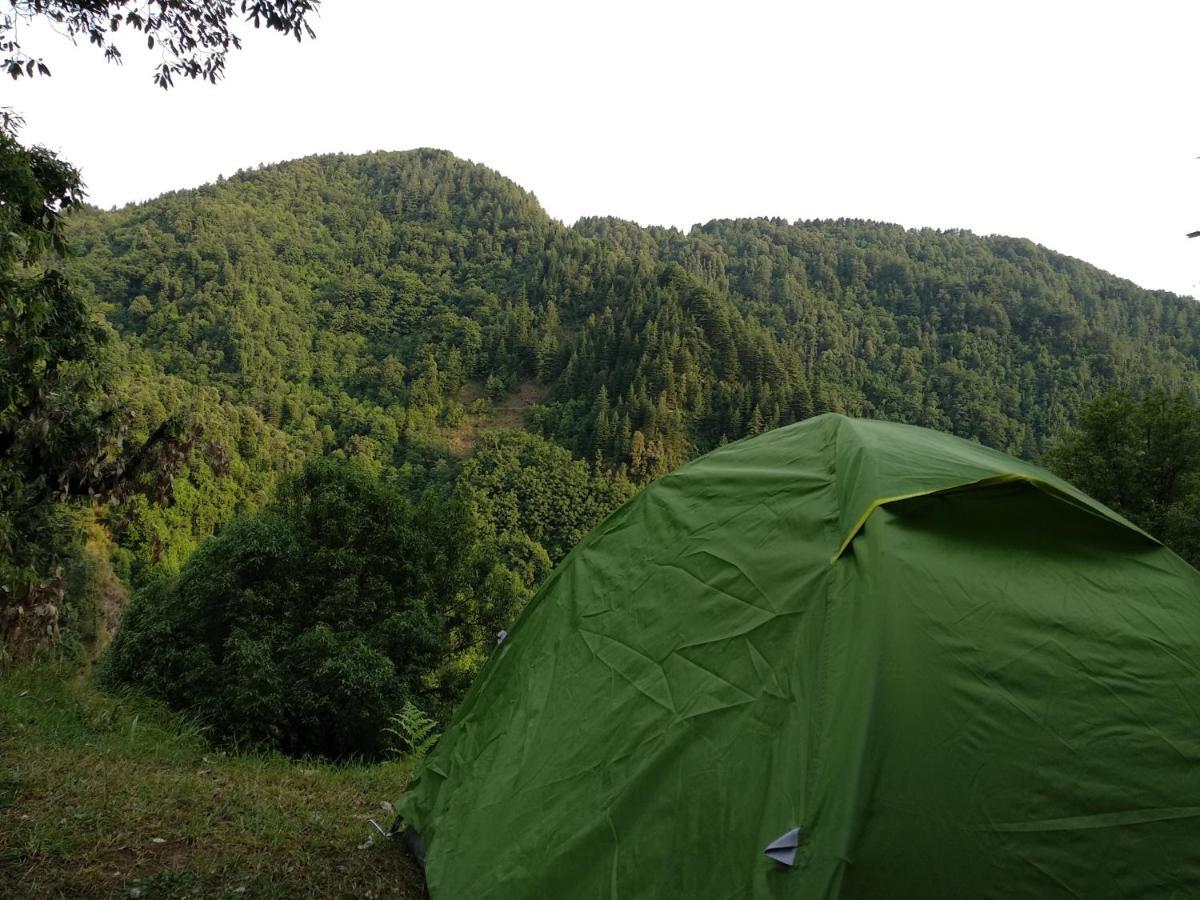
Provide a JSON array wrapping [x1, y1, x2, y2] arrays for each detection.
[[61, 149, 1200, 586], [576, 215, 1200, 453]]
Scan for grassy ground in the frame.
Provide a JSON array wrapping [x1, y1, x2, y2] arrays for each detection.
[[0, 666, 428, 899]]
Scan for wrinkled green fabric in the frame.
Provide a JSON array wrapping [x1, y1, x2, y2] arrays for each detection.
[[397, 414, 1200, 899]]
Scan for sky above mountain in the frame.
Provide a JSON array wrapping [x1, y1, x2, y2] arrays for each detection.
[[12, 0, 1200, 298]]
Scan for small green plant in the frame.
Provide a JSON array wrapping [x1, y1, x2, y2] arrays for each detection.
[[384, 701, 438, 759], [441, 400, 466, 427], [484, 373, 507, 404]]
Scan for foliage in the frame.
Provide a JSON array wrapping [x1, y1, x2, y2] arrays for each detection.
[[0, 116, 92, 492], [0, 115, 112, 652], [0, 114, 203, 654], [1, 0, 323, 656], [1044, 389, 1200, 568], [70, 152, 1200, 507], [574, 215, 1200, 458], [103, 456, 528, 757], [460, 429, 633, 564], [384, 700, 439, 759], [2, 0, 318, 87]]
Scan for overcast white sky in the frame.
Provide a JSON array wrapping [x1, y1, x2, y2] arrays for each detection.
[[9, 0, 1200, 296]]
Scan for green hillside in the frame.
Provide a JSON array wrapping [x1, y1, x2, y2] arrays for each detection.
[[59, 150, 1200, 587]]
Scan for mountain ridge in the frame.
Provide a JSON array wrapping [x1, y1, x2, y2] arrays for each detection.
[[101, 149, 1197, 306]]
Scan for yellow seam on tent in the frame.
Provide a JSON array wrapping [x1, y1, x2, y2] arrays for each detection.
[[830, 473, 1157, 564], [832, 488, 956, 563]]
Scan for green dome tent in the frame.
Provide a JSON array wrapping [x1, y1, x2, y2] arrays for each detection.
[[397, 415, 1200, 898]]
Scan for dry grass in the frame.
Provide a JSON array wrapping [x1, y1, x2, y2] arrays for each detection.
[[439, 380, 547, 458], [0, 666, 428, 899]]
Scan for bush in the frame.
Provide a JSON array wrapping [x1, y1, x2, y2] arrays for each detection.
[[484, 373, 507, 404], [104, 457, 526, 758], [460, 430, 635, 563]]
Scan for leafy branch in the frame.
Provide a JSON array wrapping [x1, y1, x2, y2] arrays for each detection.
[[2, 0, 319, 88]]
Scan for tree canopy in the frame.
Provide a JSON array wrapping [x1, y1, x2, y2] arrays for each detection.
[[0, 115, 112, 651], [104, 456, 534, 757], [3, 0, 318, 87], [54, 149, 1200, 600], [1045, 389, 1200, 568], [1, 0, 322, 654]]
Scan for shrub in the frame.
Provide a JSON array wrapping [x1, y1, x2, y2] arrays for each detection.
[[104, 457, 525, 758]]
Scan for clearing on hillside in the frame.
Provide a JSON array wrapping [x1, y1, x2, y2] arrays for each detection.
[[439, 381, 547, 458]]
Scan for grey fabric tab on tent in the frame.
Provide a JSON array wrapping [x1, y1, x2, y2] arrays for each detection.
[[763, 828, 801, 866]]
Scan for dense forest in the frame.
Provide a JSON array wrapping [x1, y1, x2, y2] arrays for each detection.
[[9, 148, 1200, 755], [63, 150, 1200, 570]]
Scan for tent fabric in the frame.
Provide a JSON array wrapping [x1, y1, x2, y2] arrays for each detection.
[[397, 414, 1200, 899]]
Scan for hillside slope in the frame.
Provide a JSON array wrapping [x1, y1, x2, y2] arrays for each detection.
[[65, 149, 1200, 578]]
